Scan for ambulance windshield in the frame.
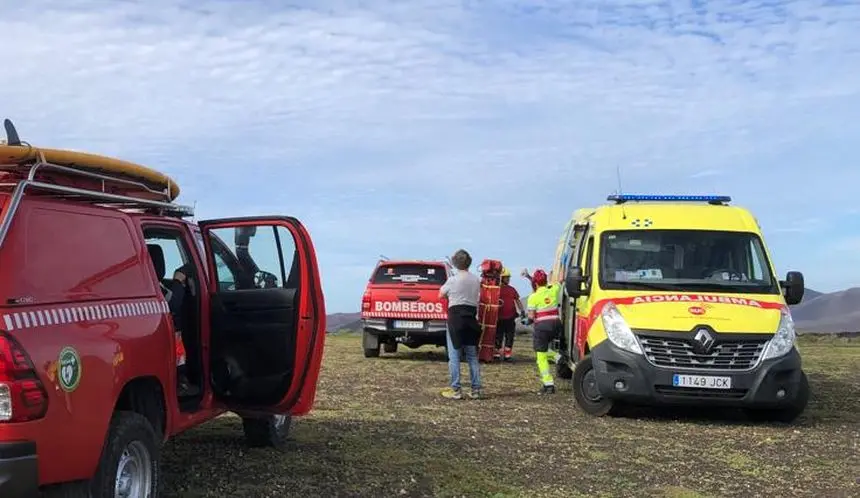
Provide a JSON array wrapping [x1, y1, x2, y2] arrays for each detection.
[[599, 230, 779, 294], [372, 264, 448, 285]]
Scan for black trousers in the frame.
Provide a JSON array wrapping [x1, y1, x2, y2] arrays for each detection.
[[533, 320, 562, 353], [447, 305, 481, 349], [495, 317, 516, 349]]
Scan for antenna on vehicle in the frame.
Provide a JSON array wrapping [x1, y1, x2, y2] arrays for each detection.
[[616, 164, 627, 220], [3, 118, 21, 146]]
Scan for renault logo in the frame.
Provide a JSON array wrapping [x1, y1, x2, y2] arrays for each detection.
[[693, 328, 714, 353]]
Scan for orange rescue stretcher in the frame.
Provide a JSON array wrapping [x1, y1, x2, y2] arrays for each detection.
[[477, 259, 503, 363]]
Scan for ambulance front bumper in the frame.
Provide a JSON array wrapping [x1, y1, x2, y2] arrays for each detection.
[[590, 340, 805, 408]]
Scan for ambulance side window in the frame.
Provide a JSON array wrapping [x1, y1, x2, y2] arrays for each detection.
[[583, 237, 594, 278], [573, 226, 589, 271]]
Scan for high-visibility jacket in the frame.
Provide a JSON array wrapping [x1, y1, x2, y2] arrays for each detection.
[[527, 283, 562, 323]]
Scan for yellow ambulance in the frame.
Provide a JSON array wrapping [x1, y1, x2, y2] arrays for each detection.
[[554, 194, 809, 422]]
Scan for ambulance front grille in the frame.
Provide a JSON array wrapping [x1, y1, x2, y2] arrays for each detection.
[[638, 335, 768, 371]]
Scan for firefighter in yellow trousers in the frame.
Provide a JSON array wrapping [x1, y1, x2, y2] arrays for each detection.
[[526, 269, 563, 395]]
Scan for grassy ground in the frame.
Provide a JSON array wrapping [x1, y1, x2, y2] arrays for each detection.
[[162, 334, 860, 498]]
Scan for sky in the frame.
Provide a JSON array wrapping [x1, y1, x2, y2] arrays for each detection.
[[2, 0, 860, 312]]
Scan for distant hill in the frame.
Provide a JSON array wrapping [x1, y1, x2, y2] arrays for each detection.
[[326, 312, 361, 332], [791, 287, 860, 334], [327, 287, 860, 334]]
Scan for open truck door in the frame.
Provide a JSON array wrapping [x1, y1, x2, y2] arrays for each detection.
[[198, 216, 326, 417]]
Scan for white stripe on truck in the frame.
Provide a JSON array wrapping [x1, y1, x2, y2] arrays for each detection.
[[1, 299, 170, 332]]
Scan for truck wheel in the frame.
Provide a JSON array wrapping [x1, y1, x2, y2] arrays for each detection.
[[90, 411, 161, 498], [572, 355, 616, 416], [556, 359, 573, 380], [383, 342, 398, 354], [243, 414, 292, 450], [362, 331, 380, 358], [744, 371, 810, 424]]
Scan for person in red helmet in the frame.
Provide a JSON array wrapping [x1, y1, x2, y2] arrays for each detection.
[[525, 268, 563, 394]]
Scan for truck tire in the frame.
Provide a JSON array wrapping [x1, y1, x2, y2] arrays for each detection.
[[383, 342, 398, 354], [89, 411, 161, 498], [744, 371, 810, 424], [362, 331, 380, 358], [572, 355, 616, 417], [242, 414, 292, 451]]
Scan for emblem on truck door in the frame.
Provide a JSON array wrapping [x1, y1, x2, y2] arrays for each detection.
[[58, 346, 82, 393], [692, 328, 714, 354]]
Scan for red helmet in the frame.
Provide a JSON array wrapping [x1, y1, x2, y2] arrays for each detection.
[[533, 269, 548, 286]]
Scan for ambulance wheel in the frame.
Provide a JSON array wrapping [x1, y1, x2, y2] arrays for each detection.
[[572, 355, 616, 416], [243, 414, 292, 450], [383, 342, 398, 354], [744, 371, 810, 424]]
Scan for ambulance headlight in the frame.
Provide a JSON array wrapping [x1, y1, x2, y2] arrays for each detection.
[[763, 309, 796, 360], [600, 302, 643, 355]]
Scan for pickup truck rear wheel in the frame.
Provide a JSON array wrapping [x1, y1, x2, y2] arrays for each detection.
[[362, 331, 380, 358], [242, 414, 292, 450], [90, 411, 161, 498]]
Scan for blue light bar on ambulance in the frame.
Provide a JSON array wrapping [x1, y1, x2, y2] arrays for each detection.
[[607, 194, 731, 205]]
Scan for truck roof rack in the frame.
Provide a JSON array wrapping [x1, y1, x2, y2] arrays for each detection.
[[0, 153, 194, 249], [607, 194, 731, 206]]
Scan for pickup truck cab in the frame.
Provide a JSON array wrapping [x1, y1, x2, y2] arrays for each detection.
[[0, 126, 326, 497], [360, 260, 450, 357], [555, 194, 809, 423]]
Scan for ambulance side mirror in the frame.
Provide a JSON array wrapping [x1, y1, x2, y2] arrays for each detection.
[[781, 271, 804, 306], [565, 267, 586, 297]]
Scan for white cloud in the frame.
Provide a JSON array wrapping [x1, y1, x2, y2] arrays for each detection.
[[3, 0, 860, 310]]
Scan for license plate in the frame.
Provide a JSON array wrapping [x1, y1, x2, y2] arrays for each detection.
[[394, 320, 424, 329], [672, 374, 732, 389]]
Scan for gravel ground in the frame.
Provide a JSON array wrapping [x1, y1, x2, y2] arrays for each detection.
[[162, 334, 860, 498]]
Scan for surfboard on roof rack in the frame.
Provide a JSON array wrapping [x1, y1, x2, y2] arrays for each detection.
[[0, 118, 181, 202]]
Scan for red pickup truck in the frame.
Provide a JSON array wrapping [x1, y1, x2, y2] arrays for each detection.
[[0, 126, 326, 497], [360, 260, 451, 357]]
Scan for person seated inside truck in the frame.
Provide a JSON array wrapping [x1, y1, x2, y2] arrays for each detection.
[[146, 244, 199, 398]]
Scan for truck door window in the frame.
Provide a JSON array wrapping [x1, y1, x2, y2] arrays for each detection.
[[143, 230, 190, 283], [208, 225, 298, 291]]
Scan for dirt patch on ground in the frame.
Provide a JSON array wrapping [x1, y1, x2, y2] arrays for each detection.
[[163, 335, 860, 497]]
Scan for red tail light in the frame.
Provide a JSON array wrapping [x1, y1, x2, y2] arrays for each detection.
[[0, 331, 49, 423], [361, 291, 371, 312]]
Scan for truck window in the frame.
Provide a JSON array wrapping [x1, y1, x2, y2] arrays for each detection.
[[144, 231, 190, 280], [372, 264, 447, 284], [208, 225, 298, 291], [598, 229, 778, 294]]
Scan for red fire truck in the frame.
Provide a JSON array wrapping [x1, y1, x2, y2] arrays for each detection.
[[360, 259, 451, 357]]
